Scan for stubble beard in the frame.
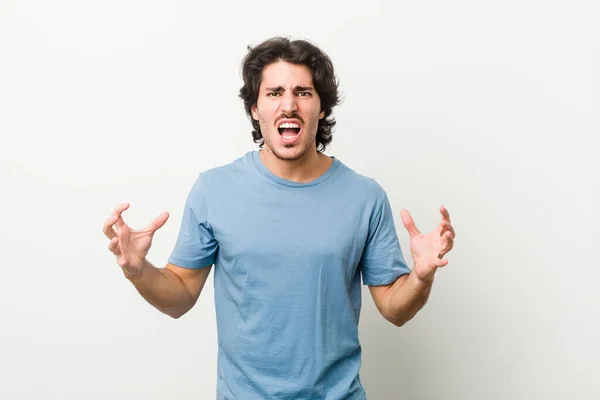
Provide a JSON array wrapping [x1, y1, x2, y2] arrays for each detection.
[[263, 122, 319, 162], [269, 135, 316, 161]]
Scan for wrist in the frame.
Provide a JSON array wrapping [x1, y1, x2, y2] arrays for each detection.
[[123, 258, 149, 281], [410, 266, 435, 292]]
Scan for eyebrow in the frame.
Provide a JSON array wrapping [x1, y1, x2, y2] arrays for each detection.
[[265, 86, 315, 92]]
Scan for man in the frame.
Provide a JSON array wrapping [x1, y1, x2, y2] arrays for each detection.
[[102, 37, 455, 399]]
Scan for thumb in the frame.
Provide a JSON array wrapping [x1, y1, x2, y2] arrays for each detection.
[[401, 209, 421, 237], [145, 211, 170, 233]]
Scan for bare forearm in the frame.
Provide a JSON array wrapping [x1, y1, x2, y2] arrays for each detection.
[[385, 270, 434, 327], [126, 260, 194, 318]]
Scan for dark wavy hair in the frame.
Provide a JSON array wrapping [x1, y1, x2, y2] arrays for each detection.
[[239, 37, 340, 152]]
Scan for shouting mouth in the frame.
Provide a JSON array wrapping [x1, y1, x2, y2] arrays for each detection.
[[277, 120, 302, 144]]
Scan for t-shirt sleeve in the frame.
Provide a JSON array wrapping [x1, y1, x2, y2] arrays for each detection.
[[360, 192, 411, 285], [168, 175, 218, 269]]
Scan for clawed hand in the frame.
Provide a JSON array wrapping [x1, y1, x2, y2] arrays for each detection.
[[102, 202, 169, 278], [400, 206, 456, 282]]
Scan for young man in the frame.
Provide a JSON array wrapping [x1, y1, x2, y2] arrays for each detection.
[[102, 37, 455, 399]]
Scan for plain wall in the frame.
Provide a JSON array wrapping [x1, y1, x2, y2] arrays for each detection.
[[1, 0, 598, 399]]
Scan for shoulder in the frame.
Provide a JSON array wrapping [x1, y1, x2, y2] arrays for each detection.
[[190, 151, 254, 189], [334, 159, 388, 204], [180, 152, 256, 206]]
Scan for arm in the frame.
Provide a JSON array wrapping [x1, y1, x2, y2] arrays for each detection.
[[369, 271, 433, 327], [369, 206, 455, 327], [103, 202, 215, 319], [127, 261, 212, 319]]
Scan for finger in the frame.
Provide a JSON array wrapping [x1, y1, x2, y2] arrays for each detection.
[[440, 206, 451, 224], [444, 232, 454, 252], [438, 232, 454, 258], [144, 211, 170, 233], [117, 255, 128, 268], [446, 230, 454, 243], [440, 220, 456, 238], [102, 214, 119, 239], [400, 209, 421, 237], [112, 203, 130, 228], [112, 202, 130, 216], [108, 237, 122, 256]]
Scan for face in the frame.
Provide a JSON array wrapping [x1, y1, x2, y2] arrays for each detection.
[[251, 61, 325, 161]]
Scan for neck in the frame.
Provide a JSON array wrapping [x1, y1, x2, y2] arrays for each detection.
[[259, 147, 332, 183]]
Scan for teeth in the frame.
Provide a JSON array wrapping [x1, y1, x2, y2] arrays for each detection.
[[279, 122, 300, 129]]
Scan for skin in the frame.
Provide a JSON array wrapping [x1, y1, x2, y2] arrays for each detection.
[[102, 60, 456, 325], [102, 203, 211, 318], [251, 60, 332, 183], [368, 206, 455, 326]]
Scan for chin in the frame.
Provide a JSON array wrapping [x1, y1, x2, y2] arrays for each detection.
[[269, 142, 313, 161], [272, 147, 308, 161]]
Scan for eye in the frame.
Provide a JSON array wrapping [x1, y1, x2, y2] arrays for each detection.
[[267, 92, 281, 97], [297, 92, 311, 97]]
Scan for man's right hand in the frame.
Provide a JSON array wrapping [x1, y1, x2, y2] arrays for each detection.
[[102, 202, 170, 279]]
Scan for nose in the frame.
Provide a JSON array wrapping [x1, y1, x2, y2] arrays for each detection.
[[281, 91, 298, 114]]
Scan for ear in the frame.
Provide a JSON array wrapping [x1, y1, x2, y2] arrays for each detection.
[[319, 110, 325, 119], [251, 104, 259, 121]]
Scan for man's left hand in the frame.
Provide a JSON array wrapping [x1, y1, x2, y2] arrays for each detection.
[[400, 206, 456, 283]]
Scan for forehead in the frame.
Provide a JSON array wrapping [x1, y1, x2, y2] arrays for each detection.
[[260, 61, 314, 89]]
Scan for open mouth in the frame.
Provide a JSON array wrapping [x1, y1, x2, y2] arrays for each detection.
[[277, 122, 301, 137], [277, 121, 302, 144]]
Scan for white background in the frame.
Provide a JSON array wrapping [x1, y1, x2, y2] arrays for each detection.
[[1, 0, 598, 399]]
